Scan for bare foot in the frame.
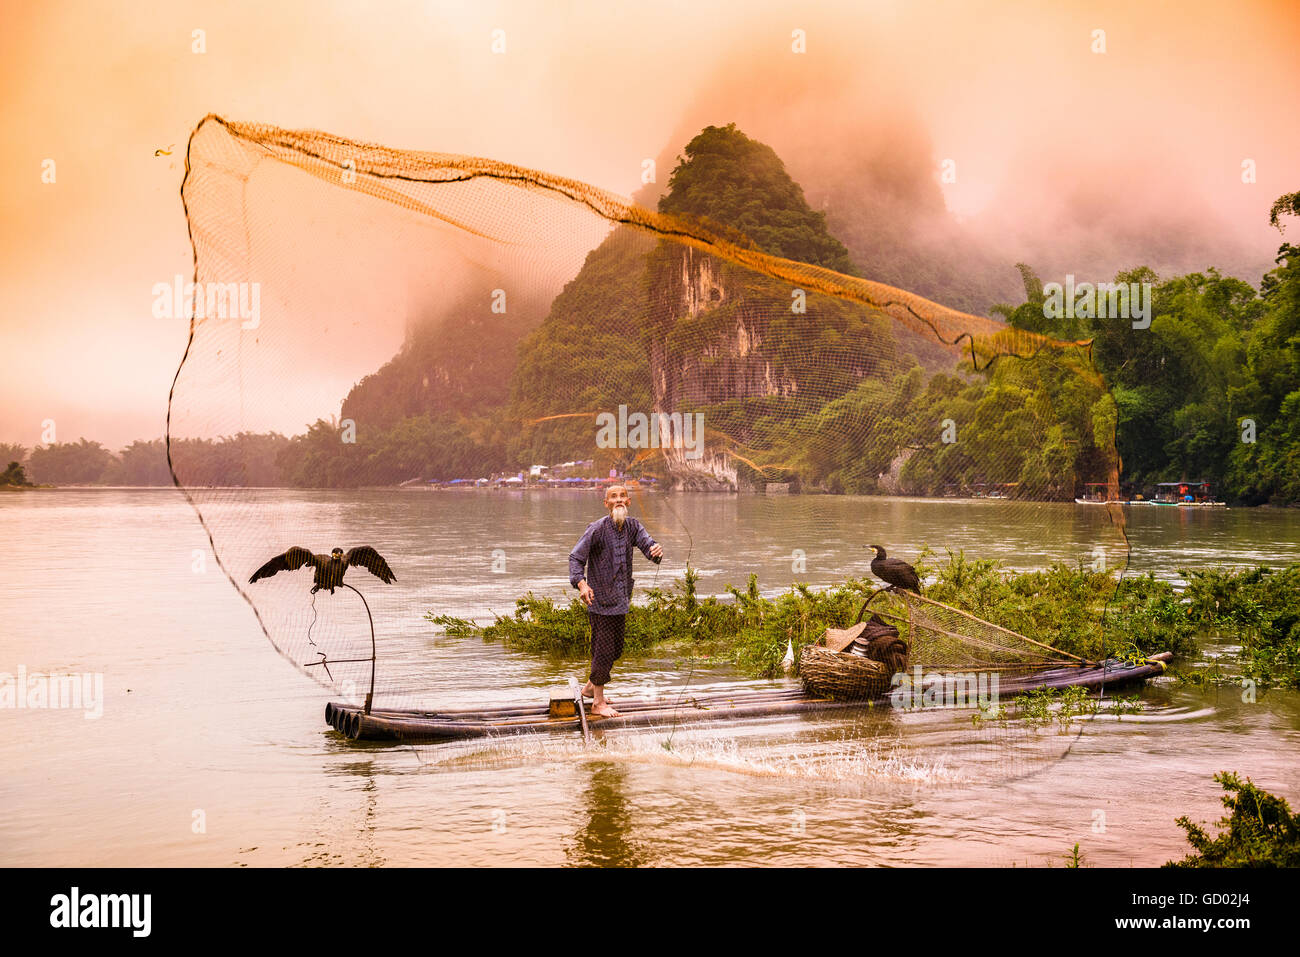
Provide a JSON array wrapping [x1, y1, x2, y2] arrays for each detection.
[[591, 702, 620, 717], [580, 682, 595, 699]]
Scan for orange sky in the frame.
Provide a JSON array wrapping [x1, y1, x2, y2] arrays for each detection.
[[3, 0, 1298, 448]]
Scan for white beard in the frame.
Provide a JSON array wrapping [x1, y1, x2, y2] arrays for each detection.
[[611, 504, 628, 528]]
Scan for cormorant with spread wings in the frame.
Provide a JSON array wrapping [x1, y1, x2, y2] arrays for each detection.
[[248, 546, 396, 594]]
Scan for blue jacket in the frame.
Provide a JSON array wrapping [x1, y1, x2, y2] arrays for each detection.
[[569, 515, 659, 616]]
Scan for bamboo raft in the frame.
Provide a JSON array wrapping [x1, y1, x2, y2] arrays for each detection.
[[324, 652, 1171, 743]]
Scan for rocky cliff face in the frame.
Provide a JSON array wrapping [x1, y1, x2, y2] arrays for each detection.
[[649, 246, 801, 411], [647, 246, 801, 490], [646, 243, 891, 490], [660, 441, 740, 490], [647, 247, 759, 488]]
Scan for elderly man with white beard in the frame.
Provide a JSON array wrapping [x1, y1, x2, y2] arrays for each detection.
[[568, 484, 663, 716]]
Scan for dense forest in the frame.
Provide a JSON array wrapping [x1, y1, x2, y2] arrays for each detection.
[[8, 129, 1298, 505]]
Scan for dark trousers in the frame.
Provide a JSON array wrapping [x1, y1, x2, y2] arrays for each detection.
[[588, 612, 626, 686]]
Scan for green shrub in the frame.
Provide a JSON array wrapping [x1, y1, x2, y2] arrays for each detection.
[[1166, 772, 1300, 867]]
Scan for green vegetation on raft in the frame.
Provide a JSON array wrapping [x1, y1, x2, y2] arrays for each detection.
[[913, 548, 1198, 663], [430, 565, 871, 674], [427, 552, 1300, 685]]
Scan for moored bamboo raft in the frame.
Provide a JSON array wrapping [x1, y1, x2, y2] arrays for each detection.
[[325, 653, 1172, 743]]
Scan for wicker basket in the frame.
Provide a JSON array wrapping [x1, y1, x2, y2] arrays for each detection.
[[799, 643, 890, 700]]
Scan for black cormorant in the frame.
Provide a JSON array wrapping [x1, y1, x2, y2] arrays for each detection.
[[249, 546, 396, 594], [868, 544, 921, 593]]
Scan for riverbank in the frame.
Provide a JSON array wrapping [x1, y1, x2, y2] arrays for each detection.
[[15, 481, 1300, 508]]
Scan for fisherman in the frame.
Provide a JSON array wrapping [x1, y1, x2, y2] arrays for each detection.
[[569, 484, 662, 716]]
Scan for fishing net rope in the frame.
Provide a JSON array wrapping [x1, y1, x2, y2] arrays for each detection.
[[167, 115, 1132, 747]]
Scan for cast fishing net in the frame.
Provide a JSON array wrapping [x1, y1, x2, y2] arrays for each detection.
[[167, 115, 1136, 782]]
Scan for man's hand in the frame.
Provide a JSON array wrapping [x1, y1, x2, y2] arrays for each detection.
[[578, 580, 595, 606], [650, 543, 663, 560]]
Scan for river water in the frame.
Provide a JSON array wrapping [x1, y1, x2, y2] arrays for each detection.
[[2, 488, 1298, 866]]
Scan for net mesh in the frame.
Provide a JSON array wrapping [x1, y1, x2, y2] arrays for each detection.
[[866, 590, 1083, 677], [167, 115, 1132, 749]]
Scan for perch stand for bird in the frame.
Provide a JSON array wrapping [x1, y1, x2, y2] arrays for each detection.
[[342, 583, 377, 714], [855, 586, 903, 622], [857, 587, 914, 633]]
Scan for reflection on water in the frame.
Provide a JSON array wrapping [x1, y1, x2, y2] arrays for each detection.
[[1, 488, 1298, 867], [568, 762, 647, 867]]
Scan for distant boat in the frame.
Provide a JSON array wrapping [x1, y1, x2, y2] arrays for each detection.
[[1151, 480, 1227, 508], [1076, 481, 1225, 507]]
